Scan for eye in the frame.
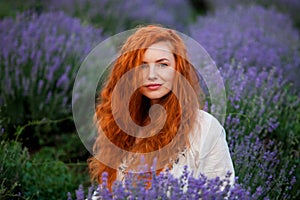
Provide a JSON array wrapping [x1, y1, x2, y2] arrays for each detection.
[[141, 62, 149, 69], [158, 63, 168, 67]]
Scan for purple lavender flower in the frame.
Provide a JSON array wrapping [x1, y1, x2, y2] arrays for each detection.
[[215, 56, 299, 198], [0, 11, 103, 129], [41, 0, 195, 33], [86, 184, 95, 200], [208, 0, 300, 28], [189, 5, 300, 91], [75, 185, 84, 200], [226, 109, 297, 199], [67, 192, 72, 200], [70, 169, 253, 199]]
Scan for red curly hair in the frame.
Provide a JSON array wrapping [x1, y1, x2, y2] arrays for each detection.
[[88, 25, 204, 189]]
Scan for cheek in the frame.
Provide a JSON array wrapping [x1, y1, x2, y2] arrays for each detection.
[[136, 71, 145, 83], [138, 87, 144, 94], [163, 70, 176, 82], [137, 69, 148, 80], [142, 71, 148, 80]]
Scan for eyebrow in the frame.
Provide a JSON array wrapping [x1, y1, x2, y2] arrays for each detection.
[[143, 58, 170, 63]]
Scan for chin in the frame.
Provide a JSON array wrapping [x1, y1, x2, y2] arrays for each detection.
[[144, 93, 165, 100], [146, 96, 163, 101], [145, 93, 171, 103]]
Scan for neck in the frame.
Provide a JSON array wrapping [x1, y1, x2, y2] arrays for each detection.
[[150, 99, 160, 105]]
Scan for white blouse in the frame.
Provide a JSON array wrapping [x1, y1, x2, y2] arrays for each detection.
[[117, 109, 235, 184], [168, 109, 235, 184]]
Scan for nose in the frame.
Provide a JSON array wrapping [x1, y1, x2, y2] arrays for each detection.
[[147, 64, 157, 81]]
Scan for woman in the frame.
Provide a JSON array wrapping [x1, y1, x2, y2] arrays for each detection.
[[88, 25, 234, 190]]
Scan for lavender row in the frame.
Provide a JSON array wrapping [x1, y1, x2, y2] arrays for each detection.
[[189, 5, 300, 92], [71, 170, 251, 200], [39, 0, 195, 33], [207, 0, 300, 28], [0, 11, 103, 129]]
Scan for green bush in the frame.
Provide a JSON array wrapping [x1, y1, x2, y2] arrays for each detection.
[[0, 139, 89, 200], [0, 140, 28, 199]]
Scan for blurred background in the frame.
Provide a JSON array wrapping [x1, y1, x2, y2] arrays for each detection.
[[0, 0, 299, 199]]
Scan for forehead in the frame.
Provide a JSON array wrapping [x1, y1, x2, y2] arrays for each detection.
[[143, 41, 174, 61]]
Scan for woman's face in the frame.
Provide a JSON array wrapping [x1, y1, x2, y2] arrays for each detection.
[[139, 41, 176, 104]]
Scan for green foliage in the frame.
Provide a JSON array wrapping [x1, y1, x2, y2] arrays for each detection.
[[0, 139, 90, 200], [0, 140, 29, 199], [0, 0, 41, 19], [22, 150, 81, 199]]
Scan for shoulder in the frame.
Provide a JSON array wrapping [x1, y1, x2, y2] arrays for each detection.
[[189, 109, 226, 158], [193, 109, 224, 138], [196, 109, 221, 124]]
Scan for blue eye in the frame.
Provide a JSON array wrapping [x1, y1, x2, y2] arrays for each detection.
[[141, 63, 148, 69], [159, 63, 168, 67]]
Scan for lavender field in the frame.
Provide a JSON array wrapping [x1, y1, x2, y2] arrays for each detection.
[[0, 0, 299, 199]]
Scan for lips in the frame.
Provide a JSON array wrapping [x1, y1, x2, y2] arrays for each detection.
[[146, 84, 162, 90]]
